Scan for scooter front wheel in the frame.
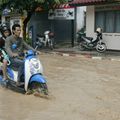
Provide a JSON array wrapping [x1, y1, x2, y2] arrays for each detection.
[[96, 43, 107, 53], [28, 82, 48, 96], [48, 39, 55, 50]]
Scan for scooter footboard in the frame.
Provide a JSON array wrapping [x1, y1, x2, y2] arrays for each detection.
[[0, 75, 3, 81], [29, 74, 47, 84]]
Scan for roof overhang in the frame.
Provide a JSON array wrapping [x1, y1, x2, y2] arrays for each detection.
[[69, 0, 120, 6]]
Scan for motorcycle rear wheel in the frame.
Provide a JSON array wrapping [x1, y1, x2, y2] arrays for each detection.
[[96, 43, 107, 53], [78, 42, 85, 51]]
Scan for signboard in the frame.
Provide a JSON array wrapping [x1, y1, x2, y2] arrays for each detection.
[[2, 9, 11, 16], [48, 8, 75, 20]]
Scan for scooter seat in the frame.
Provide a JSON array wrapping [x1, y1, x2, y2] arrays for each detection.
[[85, 37, 93, 41]]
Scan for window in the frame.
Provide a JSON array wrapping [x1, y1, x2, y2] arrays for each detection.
[[115, 11, 120, 32], [105, 11, 114, 32], [95, 10, 120, 33], [95, 12, 105, 32]]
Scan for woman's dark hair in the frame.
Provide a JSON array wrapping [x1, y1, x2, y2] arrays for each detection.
[[0, 24, 11, 37], [12, 24, 21, 31]]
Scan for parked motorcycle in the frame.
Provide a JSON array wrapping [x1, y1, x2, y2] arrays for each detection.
[[76, 28, 107, 53], [35, 31, 55, 50], [0, 48, 49, 97]]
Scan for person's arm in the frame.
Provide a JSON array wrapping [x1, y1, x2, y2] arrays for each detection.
[[23, 40, 36, 52], [5, 38, 17, 57]]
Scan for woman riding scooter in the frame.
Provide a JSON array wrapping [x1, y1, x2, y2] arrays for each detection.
[[0, 24, 11, 84]]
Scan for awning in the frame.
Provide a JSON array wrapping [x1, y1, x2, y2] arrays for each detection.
[[52, 3, 73, 9], [69, 0, 114, 6], [53, 4, 69, 9]]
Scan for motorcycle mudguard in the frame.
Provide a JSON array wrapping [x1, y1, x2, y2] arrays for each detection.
[[0, 75, 3, 81], [29, 74, 46, 84], [0, 68, 14, 81], [7, 68, 14, 79]]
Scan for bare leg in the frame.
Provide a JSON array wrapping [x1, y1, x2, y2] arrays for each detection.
[[2, 60, 8, 80]]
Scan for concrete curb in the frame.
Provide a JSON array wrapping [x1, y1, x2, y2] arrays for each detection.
[[41, 51, 120, 62]]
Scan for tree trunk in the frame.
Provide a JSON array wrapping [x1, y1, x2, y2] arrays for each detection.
[[23, 11, 33, 41], [22, 4, 43, 41]]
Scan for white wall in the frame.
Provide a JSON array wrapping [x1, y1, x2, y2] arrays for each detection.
[[76, 6, 86, 31], [1, 16, 6, 23], [86, 6, 95, 37], [103, 33, 120, 50]]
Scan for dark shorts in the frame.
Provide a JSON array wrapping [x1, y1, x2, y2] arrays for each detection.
[[0, 51, 3, 62], [0, 56, 3, 62]]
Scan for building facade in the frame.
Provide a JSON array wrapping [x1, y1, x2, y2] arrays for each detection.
[[70, 0, 120, 50], [1, 8, 25, 37], [28, 5, 85, 47], [86, 4, 120, 50]]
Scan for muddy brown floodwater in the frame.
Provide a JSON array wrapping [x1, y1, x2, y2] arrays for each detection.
[[0, 53, 120, 120]]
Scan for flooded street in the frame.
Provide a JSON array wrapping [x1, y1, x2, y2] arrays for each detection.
[[0, 53, 120, 120]]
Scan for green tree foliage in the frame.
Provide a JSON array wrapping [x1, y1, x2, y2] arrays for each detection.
[[0, 0, 68, 38], [0, 0, 68, 8]]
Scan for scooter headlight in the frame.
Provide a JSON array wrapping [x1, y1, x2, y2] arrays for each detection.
[[29, 58, 41, 75]]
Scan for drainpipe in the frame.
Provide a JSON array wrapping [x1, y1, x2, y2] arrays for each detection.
[[71, 7, 76, 47]]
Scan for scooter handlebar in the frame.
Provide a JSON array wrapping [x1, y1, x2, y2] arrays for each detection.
[[25, 50, 38, 57]]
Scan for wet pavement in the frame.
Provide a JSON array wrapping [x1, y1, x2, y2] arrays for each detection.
[[0, 53, 120, 120], [40, 45, 120, 60]]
